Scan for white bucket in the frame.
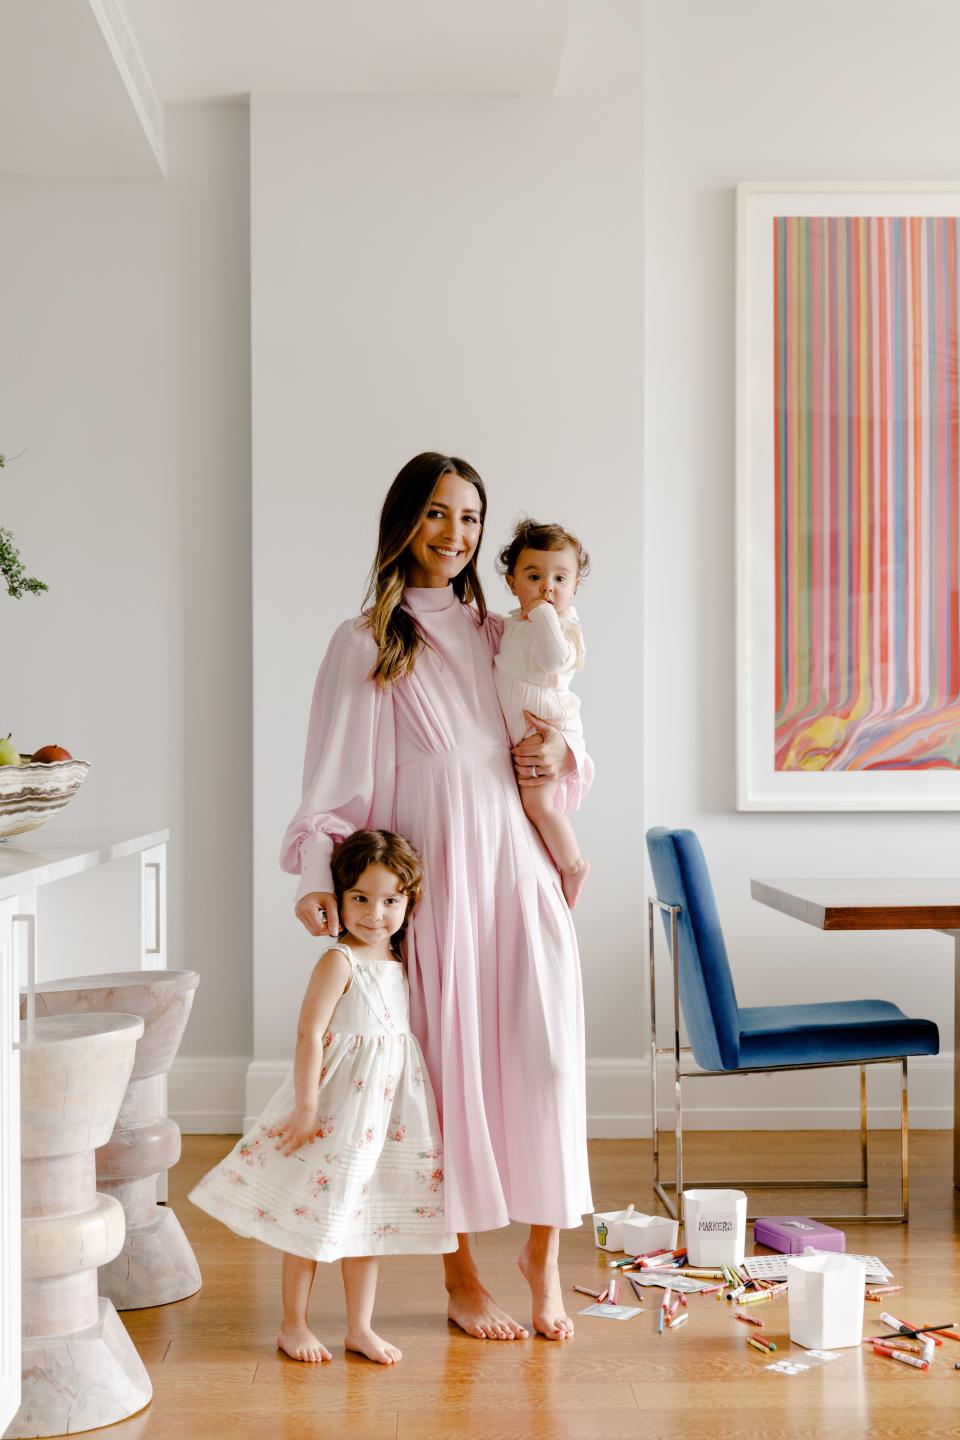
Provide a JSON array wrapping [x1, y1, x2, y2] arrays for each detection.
[[682, 1188, 747, 1266], [620, 1214, 679, 1257], [787, 1252, 866, 1350], [592, 1208, 632, 1251]]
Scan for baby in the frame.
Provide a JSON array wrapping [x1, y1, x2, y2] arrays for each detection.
[[494, 518, 590, 908]]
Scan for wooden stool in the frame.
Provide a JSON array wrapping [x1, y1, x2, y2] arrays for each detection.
[[7, 1013, 151, 1438], [27, 969, 201, 1310]]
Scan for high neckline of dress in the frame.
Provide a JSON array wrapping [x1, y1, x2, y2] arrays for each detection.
[[404, 585, 459, 613]]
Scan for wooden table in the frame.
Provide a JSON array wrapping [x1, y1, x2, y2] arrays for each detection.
[[751, 877, 960, 1190]]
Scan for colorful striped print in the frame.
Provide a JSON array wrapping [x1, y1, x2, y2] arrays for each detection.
[[774, 215, 960, 771]]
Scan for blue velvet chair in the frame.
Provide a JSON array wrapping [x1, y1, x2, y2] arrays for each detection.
[[645, 827, 940, 1222]]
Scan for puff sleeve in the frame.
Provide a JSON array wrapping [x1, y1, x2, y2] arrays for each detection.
[[279, 618, 396, 901]]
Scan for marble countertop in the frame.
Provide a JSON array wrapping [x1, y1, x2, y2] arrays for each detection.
[[0, 828, 169, 900]]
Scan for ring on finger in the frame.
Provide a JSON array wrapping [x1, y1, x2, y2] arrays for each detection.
[[531, 765, 538, 778]]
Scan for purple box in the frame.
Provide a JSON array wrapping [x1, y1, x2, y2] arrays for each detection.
[[753, 1216, 846, 1255]]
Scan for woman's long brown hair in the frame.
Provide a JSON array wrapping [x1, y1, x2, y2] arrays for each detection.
[[363, 453, 488, 687]]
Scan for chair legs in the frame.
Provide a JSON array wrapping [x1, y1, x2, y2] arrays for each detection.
[[650, 1055, 909, 1223], [648, 899, 910, 1223]]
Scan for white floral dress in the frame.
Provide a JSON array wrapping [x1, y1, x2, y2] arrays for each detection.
[[188, 945, 456, 1261]]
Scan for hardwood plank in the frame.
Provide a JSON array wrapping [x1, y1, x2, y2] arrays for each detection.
[[84, 1132, 960, 1440], [398, 1415, 646, 1440]]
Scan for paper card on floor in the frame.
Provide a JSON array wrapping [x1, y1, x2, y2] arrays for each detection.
[[628, 1273, 706, 1293], [765, 1361, 812, 1375], [578, 1303, 644, 1320]]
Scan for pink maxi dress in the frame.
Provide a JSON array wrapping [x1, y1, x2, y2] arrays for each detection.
[[280, 585, 594, 1232]]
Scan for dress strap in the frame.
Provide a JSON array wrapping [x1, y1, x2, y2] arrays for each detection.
[[324, 941, 355, 989]]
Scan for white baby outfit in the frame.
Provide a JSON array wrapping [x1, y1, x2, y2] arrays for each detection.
[[493, 604, 585, 745], [188, 943, 456, 1261]]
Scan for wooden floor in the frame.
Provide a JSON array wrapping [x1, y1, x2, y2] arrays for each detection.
[[95, 1132, 960, 1440]]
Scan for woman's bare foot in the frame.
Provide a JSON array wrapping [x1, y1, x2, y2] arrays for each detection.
[[276, 1322, 332, 1363], [345, 1325, 402, 1365], [444, 1235, 528, 1339], [518, 1241, 574, 1341], [560, 857, 591, 910], [446, 1279, 529, 1340]]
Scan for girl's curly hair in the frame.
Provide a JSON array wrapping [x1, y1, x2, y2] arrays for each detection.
[[496, 518, 590, 579], [331, 829, 423, 956]]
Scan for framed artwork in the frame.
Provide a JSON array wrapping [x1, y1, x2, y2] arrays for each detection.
[[737, 182, 960, 810]]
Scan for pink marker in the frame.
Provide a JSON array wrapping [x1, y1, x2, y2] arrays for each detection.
[[873, 1343, 928, 1371]]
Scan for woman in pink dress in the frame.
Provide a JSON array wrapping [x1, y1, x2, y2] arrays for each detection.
[[281, 452, 593, 1341]]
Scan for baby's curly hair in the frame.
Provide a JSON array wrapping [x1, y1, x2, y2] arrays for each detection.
[[496, 518, 591, 580], [331, 829, 423, 955]]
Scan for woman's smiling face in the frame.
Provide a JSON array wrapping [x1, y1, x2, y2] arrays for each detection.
[[405, 472, 483, 588]]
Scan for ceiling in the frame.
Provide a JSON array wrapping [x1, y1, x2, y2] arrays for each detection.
[[0, 0, 162, 176], [122, 0, 574, 102], [0, 0, 574, 178]]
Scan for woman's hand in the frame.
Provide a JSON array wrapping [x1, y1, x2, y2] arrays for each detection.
[[512, 710, 576, 787], [273, 1104, 318, 1157], [295, 891, 339, 937]]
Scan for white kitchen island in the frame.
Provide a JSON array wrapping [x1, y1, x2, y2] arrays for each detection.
[[0, 827, 168, 1436]]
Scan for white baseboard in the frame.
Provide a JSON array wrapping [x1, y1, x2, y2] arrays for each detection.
[[585, 1055, 954, 1136], [169, 1053, 955, 1137], [168, 1056, 249, 1133]]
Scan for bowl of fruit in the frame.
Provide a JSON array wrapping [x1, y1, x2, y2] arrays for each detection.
[[0, 736, 91, 841]]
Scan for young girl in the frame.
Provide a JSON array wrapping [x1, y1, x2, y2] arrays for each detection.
[[189, 829, 455, 1366], [494, 519, 591, 909]]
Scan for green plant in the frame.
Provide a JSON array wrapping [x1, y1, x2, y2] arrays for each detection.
[[1, 450, 47, 598]]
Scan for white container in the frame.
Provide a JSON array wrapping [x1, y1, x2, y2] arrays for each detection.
[[593, 1208, 633, 1251], [787, 1252, 866, 1350], [682, 1188, 747, 1266], [621, 1214, 679, 1257]]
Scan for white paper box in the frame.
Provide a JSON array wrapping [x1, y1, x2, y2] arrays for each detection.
[[787, 1253, 866, 1350], [620, 1214, 679, 1257], [593, 1209, 632, 1250], [682, 1189, 747, 1266]]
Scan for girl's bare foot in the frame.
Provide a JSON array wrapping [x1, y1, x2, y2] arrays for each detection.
[[560, 857, 590, 910], [518, 1243, 574, 1341], [345, 1324, 402, 1365], [276, 1323, 332, 1363]]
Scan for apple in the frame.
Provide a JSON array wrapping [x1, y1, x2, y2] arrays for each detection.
[[31, 744, 73, 764], [0, 733, 22, 767]]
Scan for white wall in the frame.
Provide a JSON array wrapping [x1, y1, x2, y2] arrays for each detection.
[[0, 104, 252, 1115], [250, 0, 644, 1118], [643, 0, 959, 1127], [9, 0, 952, 1139]]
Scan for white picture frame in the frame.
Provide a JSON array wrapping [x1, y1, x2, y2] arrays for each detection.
[[736, 181, 960, 810]]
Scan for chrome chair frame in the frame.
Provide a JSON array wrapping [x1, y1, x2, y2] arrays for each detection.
[[648, 897, 909, 1223]]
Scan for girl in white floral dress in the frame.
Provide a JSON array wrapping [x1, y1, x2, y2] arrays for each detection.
[[189, 830, 455, 1366]]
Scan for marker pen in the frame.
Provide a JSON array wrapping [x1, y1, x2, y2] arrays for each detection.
[[873, 1343, 928, 1371]]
